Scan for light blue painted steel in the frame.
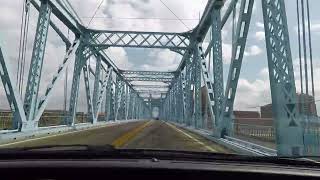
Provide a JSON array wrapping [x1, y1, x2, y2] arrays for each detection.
[[121, 70, 175, 77], [119, 84, 127, 120], [132, 85, 169, 89], [108, 83, 115, 120], [0, 48, 27, 130], [193, 0, 225, 42], [67, 44, 86, 126], [262, 0, 304, 156], [83, 63, 95, 123], [35, 39, 80, 124], [23, 1, 52, 130], [124, 77, 173, 83], [30, 1, 71, 48], [176, 74, 184, 123], [114, 77, 124, 120], [198, 45, 215, 130], [193, 44, 202, 129], [30, 0, 81, 34], [104, 69, 113, 121], [95, 67, 112, 119], [221, 0, 254, 137], [211, 6, 225, 136], [184, 52, 193, 126], [92, 55, 101, 118], [180, 72, 186, 124], [87, 30, 190, 50]]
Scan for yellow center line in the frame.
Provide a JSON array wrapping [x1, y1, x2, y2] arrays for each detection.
[[112, 120, 153, 148], [166, 122, 217, 152]]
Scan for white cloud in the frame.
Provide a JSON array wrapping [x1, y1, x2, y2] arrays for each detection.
[[106, 47, 132, 70], [233, 67, 271, 110], [245, 45, 263, 56], [222, 43, 232, 64], [310, 23, 320, 34], [255, 31, 265, 41], [256, 22, 264, 29], [234, 78, 271, 110], [139, 49, 180, 71]]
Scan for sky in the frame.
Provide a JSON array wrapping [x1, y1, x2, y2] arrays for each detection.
[[1, 0, 320, 114]]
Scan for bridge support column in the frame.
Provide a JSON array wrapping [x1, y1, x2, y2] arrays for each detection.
[[83, 63, 95, 123], [221, 0, 254, 138], [68, 45, 85, 126], [210, 6, 225, 137], [184, 53, 193, 126], [22, 0, 52, 131], [0, 48, 27, 131], [262, 0, 304, 156], [92, 55, 102, 123], [109, 84, 115, 120], [193, 44, 202, 129]]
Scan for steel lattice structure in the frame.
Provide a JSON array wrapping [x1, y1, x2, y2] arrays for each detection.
[[0, 0, 315, 156]]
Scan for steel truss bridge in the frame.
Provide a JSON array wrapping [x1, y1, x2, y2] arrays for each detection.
[[0, 0, 318, 156]]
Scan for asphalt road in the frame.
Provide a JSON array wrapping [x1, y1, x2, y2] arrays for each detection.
[[0, 120, 232, 153]]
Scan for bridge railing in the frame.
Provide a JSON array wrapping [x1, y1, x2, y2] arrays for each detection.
[[234, 123, 275, 142], [0, 112, 93, 131], [0, 115, 13, 130]]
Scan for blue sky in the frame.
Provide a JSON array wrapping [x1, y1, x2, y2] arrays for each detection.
[[1, 0, 320, 113]]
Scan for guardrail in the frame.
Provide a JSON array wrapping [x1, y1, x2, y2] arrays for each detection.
[[234, 123, 275, 142], [222, 136, 277, 156], [0, 116, 13, 130], [0, 113, 92, 130]]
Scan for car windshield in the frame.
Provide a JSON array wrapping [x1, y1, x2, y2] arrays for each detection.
[[0, 0, 319, 160]]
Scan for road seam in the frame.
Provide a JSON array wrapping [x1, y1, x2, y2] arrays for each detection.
[[166, 122, 217, 152], [112, 121, 153, 148]]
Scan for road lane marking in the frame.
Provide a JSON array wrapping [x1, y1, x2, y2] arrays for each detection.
[[112, 121, 153, 148], [0, 121, 140, 148], [166, 122, 217, 152]]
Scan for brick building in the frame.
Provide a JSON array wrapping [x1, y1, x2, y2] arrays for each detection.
[[260, 93, 317, 118]]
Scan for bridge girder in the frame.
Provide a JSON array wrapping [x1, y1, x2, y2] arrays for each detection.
[[0, 0, 310, 157], [85, 30, 191, 50]]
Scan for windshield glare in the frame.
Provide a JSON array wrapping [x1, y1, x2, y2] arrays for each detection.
[[0, 0, 320, 162]]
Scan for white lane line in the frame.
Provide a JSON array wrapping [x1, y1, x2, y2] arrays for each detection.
[[166, 122, 217, 152], [0, 122, 137, 147]]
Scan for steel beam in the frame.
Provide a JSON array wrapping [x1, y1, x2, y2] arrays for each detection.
[[83, 63, 95, 123], [211, 7, 225, 136], [121, 70, 175, 76], [262, 0, 303, 156], [23, 1, 51, 130], [92, 55, 102, 117], [86, 29, 190, 49], [35, 39, 80, 123], [193, 44, 202, 129], [67, 44, 85, 125], [124, 77, 173, 82], [30, 0, 81, 35], [222, 0, 254, 136], [95, 67, 112, 119], [193, 0, 224, 42], [0, 48, 27, 130]]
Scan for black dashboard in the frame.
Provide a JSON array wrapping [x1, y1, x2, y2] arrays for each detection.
[[1, 158, 320, 179]]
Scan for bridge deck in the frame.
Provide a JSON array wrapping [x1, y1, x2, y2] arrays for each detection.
[[0, 120, 232, 153]]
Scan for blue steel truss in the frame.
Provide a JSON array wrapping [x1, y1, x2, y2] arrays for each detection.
[[0, 0, 315, 156], [86, 30, 191, 50]]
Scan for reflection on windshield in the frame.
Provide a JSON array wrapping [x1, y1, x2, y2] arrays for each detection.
[[0, 0, 319, 161]]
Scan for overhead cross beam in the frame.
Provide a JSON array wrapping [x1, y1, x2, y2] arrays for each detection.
[[85, 29, 191, 50], [124, 77, 173, 83], [121, 70, 176, 77], [132, 85, 169, 89]]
